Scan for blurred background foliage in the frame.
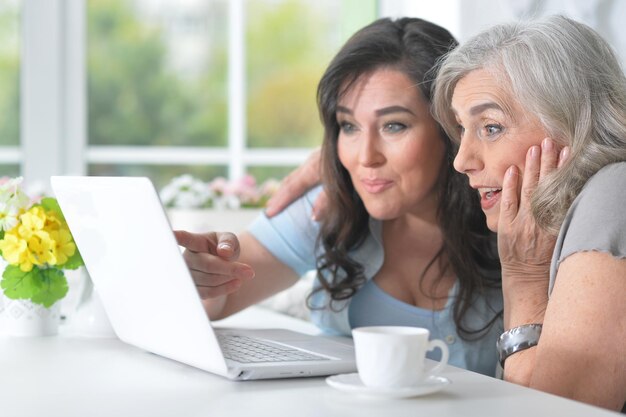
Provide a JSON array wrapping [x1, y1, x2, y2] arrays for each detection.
[[87, 0, 338, 184], [0, 3, 19, 148], [87, 0, 228, 147], [0, 0, 373, 186]]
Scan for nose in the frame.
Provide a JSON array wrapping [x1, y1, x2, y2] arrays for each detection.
[[453, 135, 483, 175], [358, 130, 385, 167]]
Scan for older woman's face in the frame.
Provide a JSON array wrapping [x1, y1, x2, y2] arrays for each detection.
[[451, 69, 548, 232], [337, 68, 446, 220]]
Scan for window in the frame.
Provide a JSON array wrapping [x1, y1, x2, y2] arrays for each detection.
[[85, 0, 377, 188], [8, 2, 626, 190], [0, 0, 20, 177]]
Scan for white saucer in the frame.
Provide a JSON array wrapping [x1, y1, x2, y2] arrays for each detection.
[[325, 373, 451, 399]]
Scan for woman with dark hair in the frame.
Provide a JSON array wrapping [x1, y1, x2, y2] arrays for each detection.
[[175, 17, 503, 376]]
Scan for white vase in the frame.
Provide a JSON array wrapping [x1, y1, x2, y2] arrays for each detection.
[[0, 295, 61, 337], [66, 269, 116, 338]]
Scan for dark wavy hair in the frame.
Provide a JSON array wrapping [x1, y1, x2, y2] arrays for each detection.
[[311, 17, 502, 340]]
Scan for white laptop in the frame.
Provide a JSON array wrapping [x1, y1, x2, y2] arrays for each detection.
[[51, 175, 356, 380]]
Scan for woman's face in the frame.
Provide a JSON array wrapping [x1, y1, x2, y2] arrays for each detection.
[[336, 68, 446, 221], [451, 69, 548, 232]]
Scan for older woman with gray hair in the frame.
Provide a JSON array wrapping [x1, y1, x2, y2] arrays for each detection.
[[431, 15, 626, 411]]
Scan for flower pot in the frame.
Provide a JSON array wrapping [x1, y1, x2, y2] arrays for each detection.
[[66, 269, 116, 338], [0, 295, 61, 337]]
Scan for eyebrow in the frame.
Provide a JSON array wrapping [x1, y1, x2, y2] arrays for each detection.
[[468, 102, 504, 116], [336, 105, 415, 117]]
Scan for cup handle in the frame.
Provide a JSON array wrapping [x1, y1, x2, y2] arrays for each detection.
[[427, 339, 449, 376]]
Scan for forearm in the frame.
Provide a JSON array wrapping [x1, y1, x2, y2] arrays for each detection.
[[501, 272, 549, 386], [502, 277, 548, 330], [211, 233, 300, 319], [503, 253, 626, 411]]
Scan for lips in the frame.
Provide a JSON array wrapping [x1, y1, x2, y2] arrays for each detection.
[[361, 178, 394, 194], [477, 187, 502, 210]]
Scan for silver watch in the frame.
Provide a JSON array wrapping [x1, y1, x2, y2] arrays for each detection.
[[496, 323, 543, 368]]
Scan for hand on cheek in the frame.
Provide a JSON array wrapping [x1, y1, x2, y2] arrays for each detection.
[[497, 138, 563, 287]]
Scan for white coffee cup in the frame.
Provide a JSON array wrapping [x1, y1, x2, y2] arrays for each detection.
[[352, 326, 449, 388]]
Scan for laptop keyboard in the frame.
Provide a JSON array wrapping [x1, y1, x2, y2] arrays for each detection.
[[217, 334, 330, 363]]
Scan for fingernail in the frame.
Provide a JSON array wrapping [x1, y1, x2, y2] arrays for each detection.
[[542, 138, 553, 151], [218, 242, 233, 251], [560, 146, 570, 162], [236, 266, 255, 279], [507, 166, 516, 178], [530, 146, 539, 159]]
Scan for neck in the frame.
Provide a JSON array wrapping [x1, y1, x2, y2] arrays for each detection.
[[383, 212, 444, 255]]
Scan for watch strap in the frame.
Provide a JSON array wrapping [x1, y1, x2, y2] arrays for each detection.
[[496, 323, 543, 368]]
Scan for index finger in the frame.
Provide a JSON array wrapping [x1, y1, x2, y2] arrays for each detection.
[[174, 230, 241, 261], [520, 145, 541, 207], [174, 230, 219, 255]]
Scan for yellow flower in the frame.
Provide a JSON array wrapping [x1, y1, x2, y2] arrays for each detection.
[[27, 231, 57, 268], [17, 206, 46, 239], [0, 182, 84, 309], [0, 232, 29, 267], [48, 228, 76, 265], [44, 211, 62, 232]]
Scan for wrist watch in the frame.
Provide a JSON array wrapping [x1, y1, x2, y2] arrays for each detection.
[[496, 323, 543, 368]]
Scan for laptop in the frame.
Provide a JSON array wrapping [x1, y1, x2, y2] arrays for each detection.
[[51, 175, 356, 380]]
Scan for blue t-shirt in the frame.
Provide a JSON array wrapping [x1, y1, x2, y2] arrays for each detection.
[[248, 187, 503, 376]]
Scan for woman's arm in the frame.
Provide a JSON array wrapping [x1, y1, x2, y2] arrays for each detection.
[[175, 230, 299, 320], [498, 141, 626, 410], [531, 251, 626, 410], [497, 142, 554, 383], [503, 252, 626, 411]]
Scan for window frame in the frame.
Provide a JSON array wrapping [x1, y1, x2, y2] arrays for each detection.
[[21, 0, 317, 189]]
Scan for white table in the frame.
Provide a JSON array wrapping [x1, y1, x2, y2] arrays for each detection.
[[0, 307, 619, 417]]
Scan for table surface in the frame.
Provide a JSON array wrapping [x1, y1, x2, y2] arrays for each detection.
[[0, 307, 619, 417]]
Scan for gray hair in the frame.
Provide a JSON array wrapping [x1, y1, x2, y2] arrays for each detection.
[[432, 15, 626, 234]]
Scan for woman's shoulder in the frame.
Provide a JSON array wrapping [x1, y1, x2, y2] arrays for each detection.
[[542, 162, 625, 260], [573, 162, 626, 210], [580, 162, 626, 194], [553, 162, 626, 280]]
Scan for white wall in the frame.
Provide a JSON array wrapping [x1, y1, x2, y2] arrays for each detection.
[[379, 0, 626, 68]]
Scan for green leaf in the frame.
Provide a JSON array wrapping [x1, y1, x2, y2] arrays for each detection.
[[40, 197, 64, 220], [30, 268, 68, 308], [1, 265, 43, 299]]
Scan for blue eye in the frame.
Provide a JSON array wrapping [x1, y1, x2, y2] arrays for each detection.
[[484, 124, 503, 136], [339, 121, 357, 134], [383, 122, 407, 133]]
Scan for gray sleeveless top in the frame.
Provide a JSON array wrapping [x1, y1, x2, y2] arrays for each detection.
[[549, 162, 626, 294]]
